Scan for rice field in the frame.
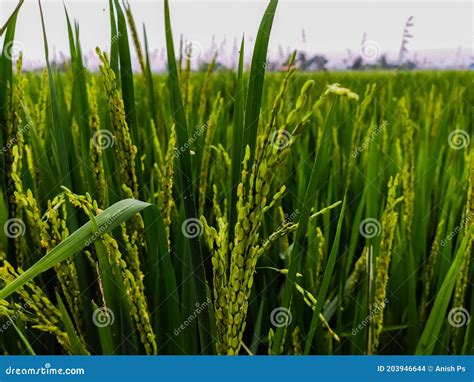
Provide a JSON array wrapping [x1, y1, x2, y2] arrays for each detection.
[[0, 0, 472, 356]]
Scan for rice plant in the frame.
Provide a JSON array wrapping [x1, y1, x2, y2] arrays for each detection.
[[0, 0, 472, 356]]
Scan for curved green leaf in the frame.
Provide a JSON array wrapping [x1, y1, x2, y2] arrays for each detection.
[[0, 199, 150, 300], [242, 0, 278, 163]]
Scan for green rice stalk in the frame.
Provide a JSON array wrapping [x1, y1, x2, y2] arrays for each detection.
[[198, 95, 223, 217], [197, 53, 218, 124], [181, 43, 193, 114], [346, 84, 376, 190], [294, 282, 340, 342], [97, 48, 139, 199], [5, 57, 26, 264], [44, 197, 83, 334], [201, 214, 229, 354], [34, 70, 48, 139], [156, 126, 176, 249], [398, 98, 415, 237], [420, 219, 446, 324], [87, 79, 107, 206], [313, 226, 325, 292], [0, 260, 72, 352], [123, 1, 146, 75], [371, 175, 400, 354], [292, 326, 302, 355], [267, 327, 285, 355]]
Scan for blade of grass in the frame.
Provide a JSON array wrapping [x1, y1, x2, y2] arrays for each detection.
[[56, 292, 89, 355], [415, 228, 473, 354], [0, 0, 24, 36], [7, 314, 36, 355], [0, 5, 21, 261], [163, 0, 212, 353], [19, 101, 57, 199], [143, 206, 184, 354], [250, 295, 265, 354], [242, 0, 278, 164], [112, 0, 139, 146], [273, 198, 345, 355], [108, 0, 120, 82], [229, 37, 245, 239], [64, 8, 92, 191], [38, 0, 73, 192], [304, 197, 346, 354], [143, 25, 159, 133]]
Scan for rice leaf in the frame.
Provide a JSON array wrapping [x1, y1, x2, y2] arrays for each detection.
[[242, 0, 278, 163], [229, 37, 245, 238], [304, 197, 346, 354], [112, 0, 139, 146], [56, 292, 89, 355], [163, 0, 212, 353], [7, 313, 35, 355], [415, 229, 473, 355], [0, 199, 151, 300], [0, 4, 21, 215], [143, 206, 184, 354], [0, 0, 23, 37], [108, 0, 120, 81]]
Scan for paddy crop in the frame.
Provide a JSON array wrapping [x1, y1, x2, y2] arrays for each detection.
[[0, 0, 472, 356]]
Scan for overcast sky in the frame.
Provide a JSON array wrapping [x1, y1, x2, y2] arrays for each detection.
[[1, 0, 472, 69]]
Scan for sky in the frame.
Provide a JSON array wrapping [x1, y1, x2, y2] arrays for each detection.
[[0, 0, 472, 69]]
